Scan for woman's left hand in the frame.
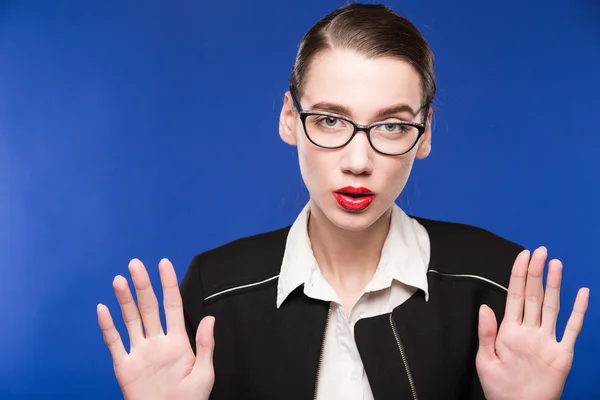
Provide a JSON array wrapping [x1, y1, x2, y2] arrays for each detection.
[[476, 247, 589, 400]]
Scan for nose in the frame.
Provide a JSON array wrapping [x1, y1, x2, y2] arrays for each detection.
[[339, 130, 373, 176]]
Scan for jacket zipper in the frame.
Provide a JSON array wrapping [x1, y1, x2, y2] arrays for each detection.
[[313, 304, 332, 400], [389, 313, 419, 400]]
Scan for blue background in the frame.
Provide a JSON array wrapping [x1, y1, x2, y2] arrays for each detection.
[[1, 0, 598, 398]]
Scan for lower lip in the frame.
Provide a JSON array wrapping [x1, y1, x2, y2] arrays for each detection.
[[333, 193, 376, 212]]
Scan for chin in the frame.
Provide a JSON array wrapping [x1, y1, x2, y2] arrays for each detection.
[[315, 198, 389, 232]]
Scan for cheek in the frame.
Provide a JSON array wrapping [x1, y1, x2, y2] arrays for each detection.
[[297, 138, 334, 192], [378, 156, 416, 198], [297, 136, 319, 188]]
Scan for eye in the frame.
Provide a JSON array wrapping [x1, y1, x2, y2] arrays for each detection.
[[316, 116, 341, 127], [378, 123, 406, 133], [371, 121, 413, 136], [383, 123, 401, 132]]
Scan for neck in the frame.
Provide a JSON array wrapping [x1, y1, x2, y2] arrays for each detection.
[[307, 201, 392, 306]]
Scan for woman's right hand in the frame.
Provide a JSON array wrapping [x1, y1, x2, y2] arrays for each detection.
[[97, 258, 215, 400]]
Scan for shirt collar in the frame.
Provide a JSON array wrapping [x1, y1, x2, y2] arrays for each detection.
[[276, 202, 430, 308]]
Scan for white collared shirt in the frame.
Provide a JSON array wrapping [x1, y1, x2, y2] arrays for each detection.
[[276, 202, 431, 400]]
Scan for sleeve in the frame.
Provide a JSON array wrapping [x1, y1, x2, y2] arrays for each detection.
[[179, 254, 206, 355]]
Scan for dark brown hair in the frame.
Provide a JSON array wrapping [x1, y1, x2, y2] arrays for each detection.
[[290, 3, 436, 110]]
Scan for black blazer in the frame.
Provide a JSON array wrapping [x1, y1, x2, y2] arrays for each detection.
[[180, 216, 524, 400]]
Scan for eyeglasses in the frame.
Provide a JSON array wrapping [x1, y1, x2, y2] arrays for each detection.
[[289, 86, 428, 156]]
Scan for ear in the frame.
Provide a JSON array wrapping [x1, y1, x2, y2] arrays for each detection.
[[279, 91, 298, 146], [415, 107, 433, 160]]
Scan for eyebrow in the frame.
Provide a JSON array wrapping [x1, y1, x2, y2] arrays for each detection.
[[309, 101, 418, 120]]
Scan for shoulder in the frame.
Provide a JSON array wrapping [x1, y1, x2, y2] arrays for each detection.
[[181, 225, 291, 301], [413, 216, 525, 289]]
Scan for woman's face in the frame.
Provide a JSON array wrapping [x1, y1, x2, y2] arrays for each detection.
[[279, 49, 432, 232]]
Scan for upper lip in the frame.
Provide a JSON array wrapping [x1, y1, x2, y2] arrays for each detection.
[[334, 186, 374, 195]]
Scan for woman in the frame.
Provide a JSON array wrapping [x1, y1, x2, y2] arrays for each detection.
[[96, 3, 589, 399]]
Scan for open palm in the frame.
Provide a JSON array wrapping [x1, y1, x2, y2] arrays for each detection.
[[476, 247, 590, 400], [97, 258, 215, 400]]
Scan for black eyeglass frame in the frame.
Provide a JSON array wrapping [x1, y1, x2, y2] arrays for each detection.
[[289, 85, 429, 156]]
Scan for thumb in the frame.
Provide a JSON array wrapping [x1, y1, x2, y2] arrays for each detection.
[[193, 316, 216, 371], [477, 304, 498, 362]]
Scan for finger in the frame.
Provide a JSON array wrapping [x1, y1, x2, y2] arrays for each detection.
[[195, 316, 215, 365], [541, 259, 562, 337], [504, 249, 530, 323], [97, 303, 127, 367], [159, 258, 186, 335], [193, 316, 216, 389], [113, 275, 145, 347], [129, 258, 164, 337], [560, 287, 590, 353], [523, 247, 547, 327], [477, 304, 499, 363]]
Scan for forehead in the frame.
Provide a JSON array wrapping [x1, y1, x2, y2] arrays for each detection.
[[301, 49, 423, 117]]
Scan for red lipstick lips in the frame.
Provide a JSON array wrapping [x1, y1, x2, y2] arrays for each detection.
[[332, 186, 376, 212]]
